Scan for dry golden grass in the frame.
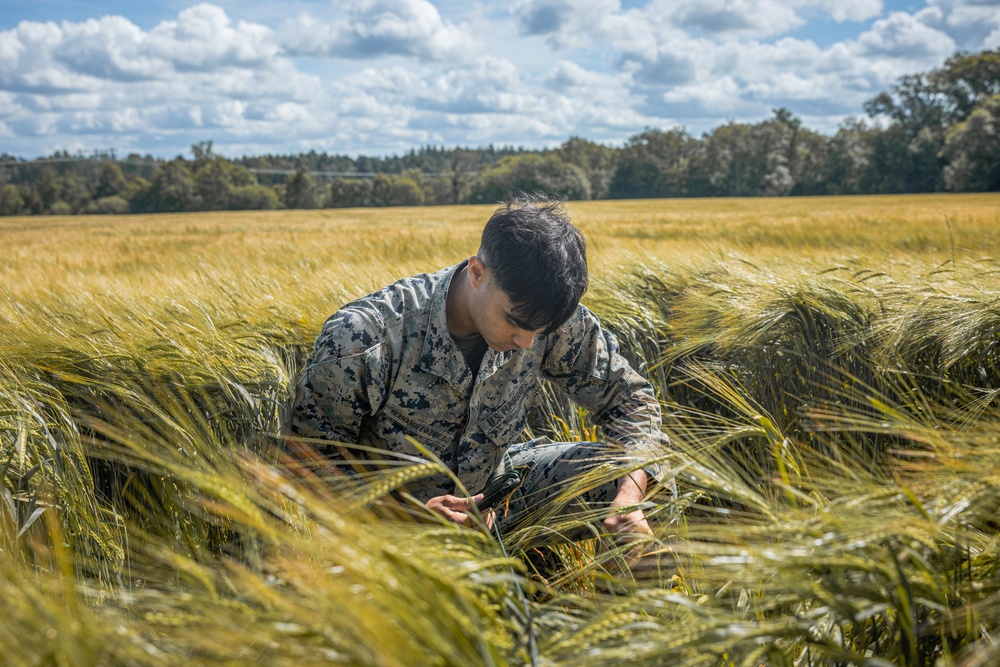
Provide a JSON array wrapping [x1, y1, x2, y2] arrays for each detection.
[[4, 193, 1000, 667], [4, 193, 998, 318]]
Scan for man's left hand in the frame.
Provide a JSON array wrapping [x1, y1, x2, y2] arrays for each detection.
[[424, 493, 495, 529]]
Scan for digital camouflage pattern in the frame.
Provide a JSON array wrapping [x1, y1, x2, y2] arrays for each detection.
[[290, 261, 665, 501]]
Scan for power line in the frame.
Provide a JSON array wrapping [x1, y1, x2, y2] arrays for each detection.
[[247, 168, 380, 178], [0, 149, 122, 167], [0, 153, 454, 182]]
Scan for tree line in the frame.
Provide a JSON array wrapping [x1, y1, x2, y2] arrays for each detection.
[[1, 48, 997, 216]]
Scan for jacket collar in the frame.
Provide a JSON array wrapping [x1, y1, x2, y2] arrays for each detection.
[[420, 261, 473, 390], [419, 261, 513, 390]]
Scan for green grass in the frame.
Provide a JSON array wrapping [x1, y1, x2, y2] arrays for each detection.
[[3, 193, 1000, 666]]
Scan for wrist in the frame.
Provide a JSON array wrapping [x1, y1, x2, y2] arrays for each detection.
[[618, 468, 647, 492], [613, 469, 647, 505]]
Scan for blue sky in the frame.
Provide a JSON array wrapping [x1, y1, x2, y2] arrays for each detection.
[[1, 0, 997, 159]]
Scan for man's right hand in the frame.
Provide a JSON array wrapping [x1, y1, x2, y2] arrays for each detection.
[[425, 493, 486, 526]]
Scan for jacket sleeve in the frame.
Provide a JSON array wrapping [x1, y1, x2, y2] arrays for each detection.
[[541, 305, 666, 481], [290, 307, 390, 447]]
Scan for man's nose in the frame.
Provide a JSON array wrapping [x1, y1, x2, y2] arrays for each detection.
[[512, 329, 536, 349]]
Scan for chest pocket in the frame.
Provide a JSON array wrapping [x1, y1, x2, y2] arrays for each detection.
[[480, 375, 536, 447], [371, 404, 455, 457]]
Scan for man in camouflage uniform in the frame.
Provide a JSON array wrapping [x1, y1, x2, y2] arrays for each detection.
[[290, 196, 664, 537]]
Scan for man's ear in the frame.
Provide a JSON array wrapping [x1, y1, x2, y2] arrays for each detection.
[[467, 255, 488, 288]]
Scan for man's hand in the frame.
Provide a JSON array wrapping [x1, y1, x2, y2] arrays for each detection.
[[603, 469, 653, 538], [426, 493, 487, 526]]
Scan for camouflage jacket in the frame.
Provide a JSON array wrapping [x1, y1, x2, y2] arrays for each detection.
[[291, 261, 663, 501]]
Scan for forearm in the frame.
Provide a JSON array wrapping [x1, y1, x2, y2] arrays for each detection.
[[614, 467, 648, 505], [604, 467, 652, 537]]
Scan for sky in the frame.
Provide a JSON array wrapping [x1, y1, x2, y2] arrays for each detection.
[[0, 0, 998, 160]]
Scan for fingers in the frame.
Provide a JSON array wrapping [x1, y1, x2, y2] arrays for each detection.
[[466, 494, 496, 529], [468, 494, 498, 530], [603, 509, 653, 537], [444, 509, 471, 524], [426, 494, 489, 526]]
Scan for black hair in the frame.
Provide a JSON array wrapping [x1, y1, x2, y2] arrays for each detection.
[[478, 193, 588, 335]]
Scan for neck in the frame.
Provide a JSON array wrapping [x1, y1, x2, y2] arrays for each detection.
[[446, 265, 478, 337]]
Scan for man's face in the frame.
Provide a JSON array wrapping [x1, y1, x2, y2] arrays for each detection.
[[469, 272, 545, 353]]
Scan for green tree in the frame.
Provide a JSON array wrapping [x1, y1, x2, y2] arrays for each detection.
[[930, 49, 1000, 122], [25, 166, 87, 214], [415, 173, 452, 206], [190, 140, 215, 161], [557, 137, 619, 199], [609, 129, 695, 199], [371, 173, 425, 207], [788, 126, 833, 195], [229, 184, 279, 210], [441, 149, 481, 204], [821, 120, 874, 195], [283, 167, 322, 209], [29, 166, 60, 213], [858, 50, 1000, 193], [18, 182, 42, 215], [398, 168, 449, 205], [48, 200, 73, 215], [689, 112, 802, 197], [131, 160, 198, 213], [193, 158, 259, 210], [864, 76, 947, 192], [467, 154, 590, 204], [0, 184, 25, 216], [942, 93, 1000, 191], [328, 177, 373, 208], [95, 163, 129, 199], [80, 196, 130, 215]]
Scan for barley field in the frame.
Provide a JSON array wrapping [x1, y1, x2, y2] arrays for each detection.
[[3, 193, 1000, 666]]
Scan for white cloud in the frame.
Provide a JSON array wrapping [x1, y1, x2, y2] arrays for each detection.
[[621, 45, 701, 87], [512, 0, 807, 49], [0, 6, 339, 157], [364, 56, 530, 115], [55, 16, 155, 81], [0, 0, 996, 159], [856, 11, 956, 59], [794, 0, 884, 23], [0, 28, 25, 70], [511, 0, 619, 47], [278, 0, 476, 60], [662, 75, 743, 114], [109, 107, 142, 132], [207, 100, 248, 128], [543, 60, 607, 89], [0, 21, 62, 90], [146, 4, 279, 71], [0, 7, 282, 93], [0, 91, 18, 115], [513, 0, 573, 35], [269, 101, 313, 125], [666, 0, 804, 37], [922, 0, 1000, 50], [628, 27, 946, 126], [988, 26, 1000, 47]]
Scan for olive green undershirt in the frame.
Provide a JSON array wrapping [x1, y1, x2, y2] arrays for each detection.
[[451, 331, 489, 377]]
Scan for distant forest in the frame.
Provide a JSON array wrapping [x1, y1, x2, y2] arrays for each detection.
[[1, 49, 997, 216]]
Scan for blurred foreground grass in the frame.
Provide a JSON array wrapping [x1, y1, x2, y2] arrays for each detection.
[[3, 194, 1000, 666]]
